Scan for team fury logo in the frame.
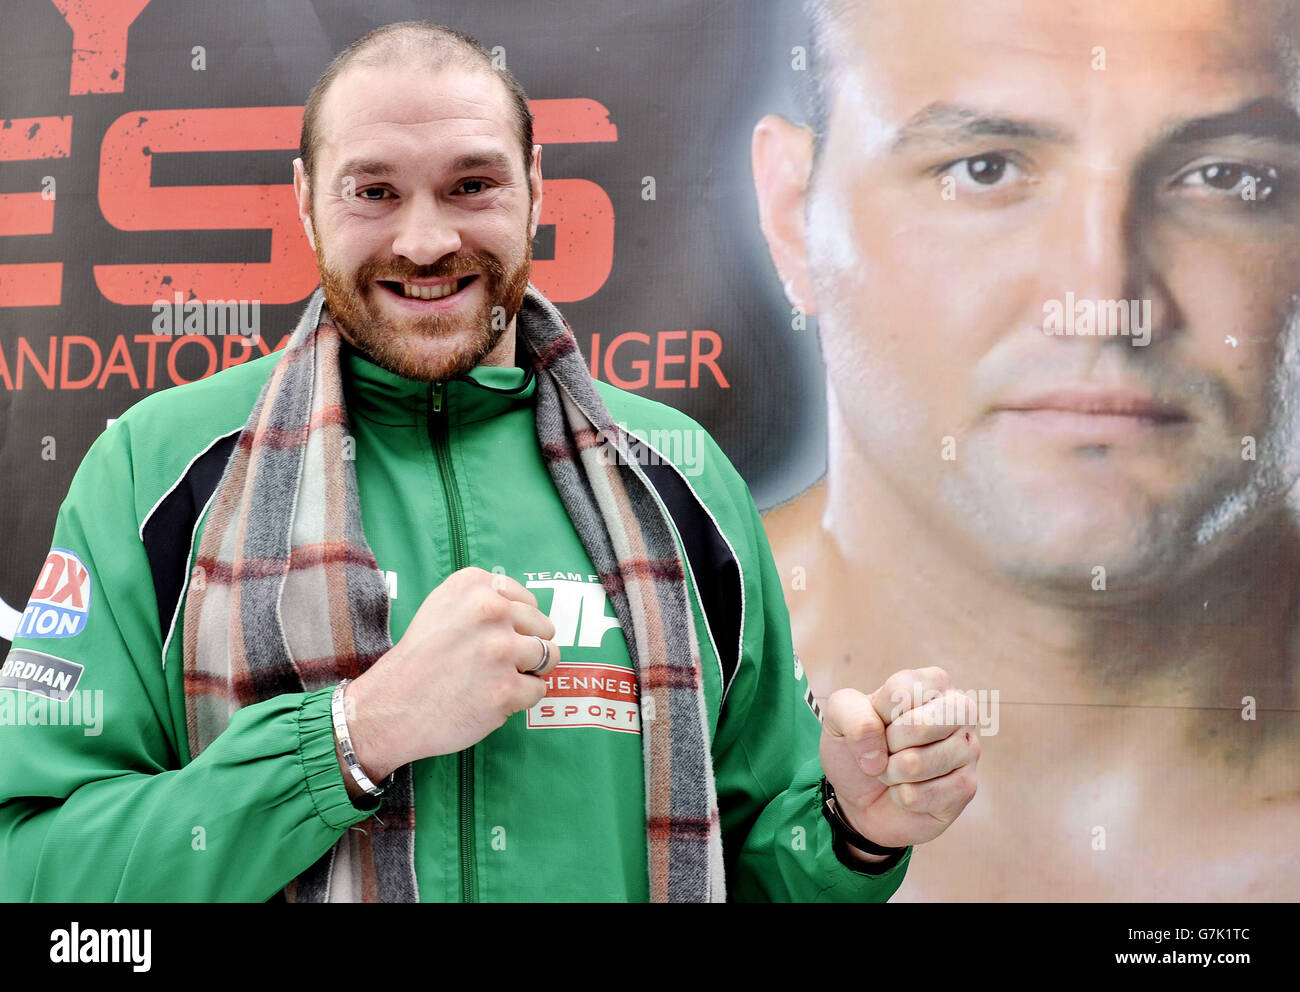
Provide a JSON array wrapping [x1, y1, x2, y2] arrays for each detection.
[[523, 571, 638, 732], [596, 423, 707, 477], [889, 681, 1000, 737], [151, 293, 261, 340], [1042, 293, 1152, 347]]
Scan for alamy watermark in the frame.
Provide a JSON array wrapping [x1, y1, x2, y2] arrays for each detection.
[[151, 293, 261, 340], [50, 923, 150, 972], [1042, 293, 1151, 347], [889, 681, 1000, 736], [0, 689, 103, 736], [597, 422, 707, 477]]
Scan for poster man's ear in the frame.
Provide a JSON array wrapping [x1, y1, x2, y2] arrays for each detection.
[[752, 115, 818, 315]]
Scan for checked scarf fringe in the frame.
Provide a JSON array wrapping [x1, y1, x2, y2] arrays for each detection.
[[181, 285, 724, 902]]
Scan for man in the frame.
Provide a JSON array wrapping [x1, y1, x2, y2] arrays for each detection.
[[0, 21, 977, 902], [754, 0, 1300, 899]]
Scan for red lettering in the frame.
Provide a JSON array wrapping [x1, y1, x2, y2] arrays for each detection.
[[531, 179, 614, 303], [528, 100, 616, 303], [531, 99, 618, 144], [59, 336, 101, 389], [132, 334, 168, 389], [0, 263, 63, 308], [0, 116, 73, 307], [0, 344, 10, 390], [94, 107, 317, 305], [31, 554, 64, 600], [655, 330, 688, 388], [222, 335, 254, 370], [97, 335, 140, 389], [252, 332, 293, 357], [50, 562, 88, 608], [604, 332, 651, 390], [50, 0, 153, 94], [167, 335, 218, 385], [540, 705, 555, 718], [690, 330, 729, 388], [590, 331, 728, 391], [17, 338, 57, 390], [563, 705, 579, 718]]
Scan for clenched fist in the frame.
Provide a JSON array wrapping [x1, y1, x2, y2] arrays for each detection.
[[819, 666, 979, 857], [338, 567, 561, 797]]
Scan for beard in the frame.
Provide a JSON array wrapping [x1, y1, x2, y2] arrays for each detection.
[[314, 229, 533, 382]]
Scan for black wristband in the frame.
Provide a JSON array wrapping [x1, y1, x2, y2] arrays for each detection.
[[820, 776, 908, 872]]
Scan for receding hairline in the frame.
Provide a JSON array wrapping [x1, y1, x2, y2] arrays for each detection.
[[299, 21, 534, 185], [803, 0, 1300, 143], [315, 58, 514, 157]]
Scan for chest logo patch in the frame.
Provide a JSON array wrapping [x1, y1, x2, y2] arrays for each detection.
[[527, 663, 640, 733]]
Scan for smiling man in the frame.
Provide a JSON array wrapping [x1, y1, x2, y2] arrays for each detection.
[[0, 20, 978, 902], [755, 0, 1300, 898]]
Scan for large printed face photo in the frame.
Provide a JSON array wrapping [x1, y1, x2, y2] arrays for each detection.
[[767, 0, 1300, 593], [754, 0, 1300, 900]]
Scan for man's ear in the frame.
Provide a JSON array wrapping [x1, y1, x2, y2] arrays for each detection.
[[528, 143, 544, 237], [752, 115, 817, 315], [292, 157, 316, 252]]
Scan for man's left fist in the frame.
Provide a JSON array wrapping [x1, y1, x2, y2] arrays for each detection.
[[819, 666, 979, 852]]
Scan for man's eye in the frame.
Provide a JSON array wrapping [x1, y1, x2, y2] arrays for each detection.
[[937, 152, 1024, 191], [457, 180, 491, 194], [356, 187, 392, 201], [1176, 162, 1278, 201]]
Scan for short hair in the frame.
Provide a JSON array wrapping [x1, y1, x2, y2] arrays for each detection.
[[802, 0, 857, 165], [299, 21, 535, 186]]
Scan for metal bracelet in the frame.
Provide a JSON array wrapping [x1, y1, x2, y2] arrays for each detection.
[[332, 679, 384, 799]]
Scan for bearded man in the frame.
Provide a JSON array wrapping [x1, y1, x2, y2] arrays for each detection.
[[0, 20, 977, 902]]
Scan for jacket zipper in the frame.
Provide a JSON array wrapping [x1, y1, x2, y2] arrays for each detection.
[[427, 381, 475, 903]]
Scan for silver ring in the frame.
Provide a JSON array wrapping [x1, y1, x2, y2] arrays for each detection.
[[524, 635, 550, 675]]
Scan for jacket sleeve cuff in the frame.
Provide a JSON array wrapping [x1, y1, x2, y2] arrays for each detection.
[[814, 808, 912, 896], [833, 836, 912, 876], [298, 685, 381, 830]]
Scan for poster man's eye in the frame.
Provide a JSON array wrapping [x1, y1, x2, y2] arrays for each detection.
[[1177, 162, 1278, 201], [964, 153, 1010, 185], [937, 152, 1024, 192]]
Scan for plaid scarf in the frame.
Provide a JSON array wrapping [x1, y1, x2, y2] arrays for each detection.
[[181, 285, 724, 902]]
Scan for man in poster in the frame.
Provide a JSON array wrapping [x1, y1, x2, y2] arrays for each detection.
[[754, 0, 1300, 898]]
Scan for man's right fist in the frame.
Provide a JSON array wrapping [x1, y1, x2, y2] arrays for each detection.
[[338, 567, 560, 792]]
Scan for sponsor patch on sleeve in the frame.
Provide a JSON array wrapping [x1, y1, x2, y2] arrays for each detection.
[[0, 648, 85, 701], [14, 549, 92, 639]]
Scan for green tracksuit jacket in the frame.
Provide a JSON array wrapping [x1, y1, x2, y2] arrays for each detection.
[[0, 324, 911, 902]]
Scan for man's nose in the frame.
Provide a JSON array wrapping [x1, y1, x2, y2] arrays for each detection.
[[1043, 167, 1140, 304], [1036, 164, 1176, 346], [390, 193, 462, 266]]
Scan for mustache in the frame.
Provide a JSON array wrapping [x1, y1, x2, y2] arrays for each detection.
[[354, 251, 506, 285]]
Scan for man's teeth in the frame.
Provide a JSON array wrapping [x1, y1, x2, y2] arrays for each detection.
[[399, 281, 459, 300]]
